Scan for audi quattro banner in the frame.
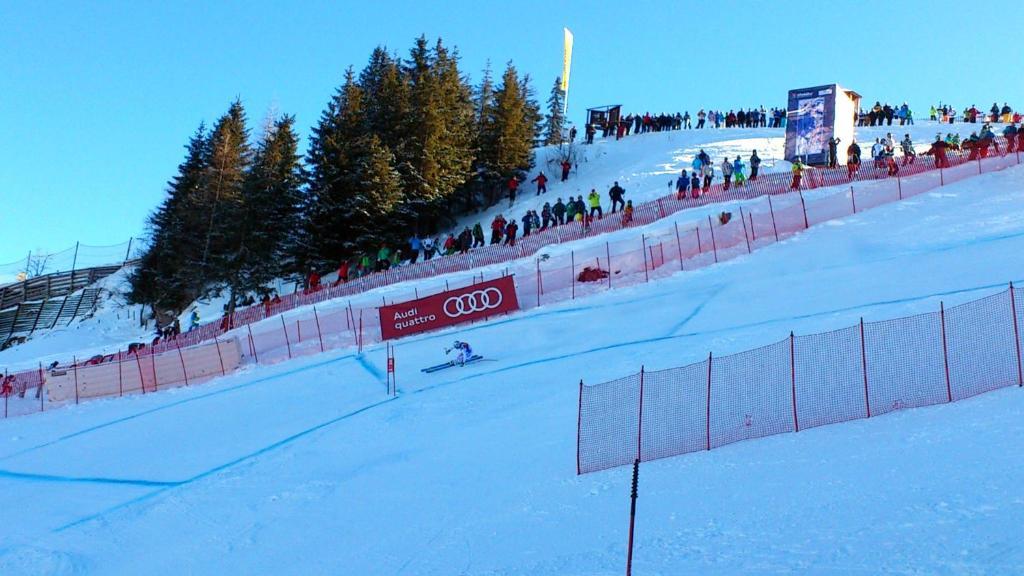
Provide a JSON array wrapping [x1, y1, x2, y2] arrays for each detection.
[[378, 275, 520, 340]]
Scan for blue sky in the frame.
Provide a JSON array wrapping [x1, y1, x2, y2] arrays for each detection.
[[2, 0, 1021, 264]]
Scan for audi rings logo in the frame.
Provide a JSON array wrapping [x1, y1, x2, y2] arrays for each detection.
[[443, 287, 503, 317]]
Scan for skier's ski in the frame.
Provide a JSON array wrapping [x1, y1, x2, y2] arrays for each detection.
[[421, 355, 485, 373]]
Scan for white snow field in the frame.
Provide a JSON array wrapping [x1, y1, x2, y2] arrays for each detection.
[[3, 127, 1024, 574]]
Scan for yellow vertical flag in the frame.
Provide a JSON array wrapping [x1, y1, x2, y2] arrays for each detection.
[[561, 28, 573, 114]]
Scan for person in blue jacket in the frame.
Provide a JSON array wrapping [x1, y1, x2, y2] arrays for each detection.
[[675, 170, 690, 199], [732, 156, 746, 187]]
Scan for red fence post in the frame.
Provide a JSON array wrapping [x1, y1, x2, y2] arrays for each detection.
[[706, 216, 719, 263], [134, 350, 147, 394], [790, 332, 799, 432], [940, 301, 952, 402], [213, 335, 226, 376], [860, 318, 871, 418], [246, 323, 259, 364], [705, 352, 713, 451], [535, 258, 541, 307], [606, 242, 613, 288], [313, 306, 325, 353], [571, 250, 576, 299], [281, 315, 293, 359], [799, 190, 809, 229], [767, 195, 779, 242], [739, 206, 751, 253], [1011, 283, 1023, 386], [674, 222, 684, 271], [175, 340, 189, 387], [576, 379, 583, 475], [641, 235, 650, 282], [117, 350, 124, 397], [72, 356, 80, 404], [38, 362, 45, 411]]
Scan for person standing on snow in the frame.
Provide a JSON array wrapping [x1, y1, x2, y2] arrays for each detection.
[[608, 181, 626, 213], [749, 150, 761, 180], [446, 341, 475, 366], [721, 157, 733, 190], [689, 172, 701, 198], [675, 170, 690, 200], [189, 309, 200, 331], [531, 171, 548, 195], [790, 160, 805, 190], [553, 198, 567, 225], [846, 140, 862, 179], [900, 137, 920, 161], [560, 160, 572, 182], [472, 223, 485, 248], [732, 156, 746, 187], [504, 219, 519, 246], [701, 162, 714, 193], [507, 175, 520, 207], [587, 189, 603, 219], [490, 214, 507, 245], [827, 137, 840, 168]]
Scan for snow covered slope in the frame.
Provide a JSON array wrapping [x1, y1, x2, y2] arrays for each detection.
[[1, 144, 1024, 572]]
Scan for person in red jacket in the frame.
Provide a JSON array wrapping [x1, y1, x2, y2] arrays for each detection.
[[507, 176, 519, 207], [490, 214, 507, 245], [924, 136, 950, 168], [335, 261, 350, 285], [504, 219, 519, 246], [560, 160, 572, 181], [531, 172, 548, 195]]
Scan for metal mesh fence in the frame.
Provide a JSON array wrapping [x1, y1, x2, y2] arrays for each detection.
[[578, 286, 1024, 474]]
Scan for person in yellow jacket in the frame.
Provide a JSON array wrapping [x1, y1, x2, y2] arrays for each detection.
[[790, 160, 805, 190], [622, 200, 634, 224], [587, 189, 603, 219]]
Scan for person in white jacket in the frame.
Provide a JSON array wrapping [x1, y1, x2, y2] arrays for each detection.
[[721, 157, 734, 190]]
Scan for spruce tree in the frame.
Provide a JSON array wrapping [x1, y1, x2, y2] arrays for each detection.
[[491, 62, 535, 178], [302, 68, 367, 266], [200, 99, 252, 298], [543, 76, 566, 145], [129, 123, 210, 315]]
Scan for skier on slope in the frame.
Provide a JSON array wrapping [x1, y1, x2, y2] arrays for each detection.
[[446, 340, 475, 366]]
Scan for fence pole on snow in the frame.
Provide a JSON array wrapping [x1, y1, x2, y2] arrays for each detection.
[[706, 216, 719, 263], [606, 242, 613, 288], [674, 223, 684, 271], [850, 185, 857, 214], [117, 349, 124, 396], [313, 306, 325, 353], [625, 458, 640, 576], [3, 369, 7, 418], [739, 206, 751, 253], [767, 195, 779, 242], [799, 191, 809, 229], [39, 362, 45, 411], [940, 302, 952, 402], [1011, 283, 1023, 386], [175, 339, 189, 386], [134, 349, 147, 394], [790, 332, 799, 432], [247, 323, 259, 363], [859, 318, 871, 418], [897, 176, 902, 200], [213, 335, 226, 376], [705, 352, 713, 451], [571, 251, 576, 300], [358, 310, 364, 354], [535, 258, 541, 307], [636, 366, 645, 461], [695, 226, 702, 255], [576, 379, 583, 475], [151, 347, 159, 391], [641, 235, 650, 283], [72, 356, 80, 404], [280, 315, 293, 359]]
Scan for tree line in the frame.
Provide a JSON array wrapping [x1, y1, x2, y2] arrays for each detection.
[[130, 36, 567, 321]]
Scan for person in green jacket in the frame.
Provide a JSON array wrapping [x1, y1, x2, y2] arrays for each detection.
[[377, 246, 391, 271], [472, 223, 485, 247]]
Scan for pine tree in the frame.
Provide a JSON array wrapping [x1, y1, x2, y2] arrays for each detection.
[[302, 68, 368, 266], [399, 37, 476, 233], [347, 135, 404, 254], [543, 76, 566, 145], [232, 114, 304, 294], [491, 62, 535, 178], [520, 73, 543, 147], [129, 123, 210, 315], [200, 99, 252, 298]]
